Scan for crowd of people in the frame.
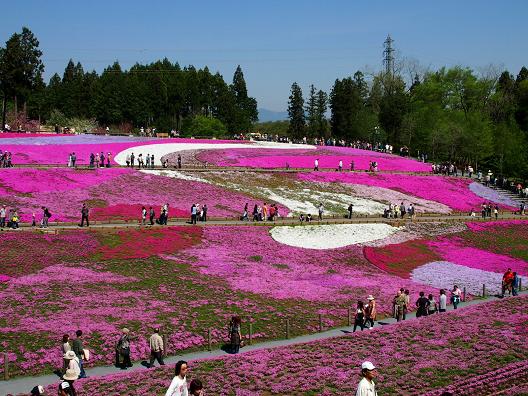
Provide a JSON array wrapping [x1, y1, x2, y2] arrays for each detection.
[[0, 150, 13, 167], [382, 202, 415, 220]]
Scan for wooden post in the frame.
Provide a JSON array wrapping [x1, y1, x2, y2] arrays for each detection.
[[482, 284, 486, 298], [3, 352, 8, 380], [463, 287, 466, 302], [286, 319, 290, 339], [248, 322, 253, 345], [347, 308, 352, 326], [319, 314, 323, 332], [163, 334, 168, 353], [207, 329, 212, 351]]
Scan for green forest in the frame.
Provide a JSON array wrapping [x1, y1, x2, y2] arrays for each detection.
[[1, 27, 527, 178]]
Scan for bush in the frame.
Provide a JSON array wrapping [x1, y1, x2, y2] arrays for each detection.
[[47, 110, 98, 133], [182, 115, 227, 138]]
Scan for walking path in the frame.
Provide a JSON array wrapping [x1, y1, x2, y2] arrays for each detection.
[[1, 292, 526, 395], [0, 212, 525, 233]]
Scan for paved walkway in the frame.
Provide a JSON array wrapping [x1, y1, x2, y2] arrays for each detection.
[[1, 292, 526, 395]]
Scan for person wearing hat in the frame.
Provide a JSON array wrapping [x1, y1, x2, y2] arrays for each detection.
[[356, 361, 378, 396], [30, 385, 45, 395], [365, 295, 377, 329], [58, 369, 77, 396], [115, 328, 132, 369], [63, 351, 80, 379]]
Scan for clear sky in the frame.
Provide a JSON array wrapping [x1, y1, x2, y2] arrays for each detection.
[[1, 0, 527, 111]]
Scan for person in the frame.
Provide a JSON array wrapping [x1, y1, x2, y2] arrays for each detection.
[[439, 289, 447, 313], [403, 289, 410, 320], [400, 202, 406, 219], [415, 291, 430, 317], [148, 328, 165, 368], [364, 295, 376, 329], [116, 328, 132, 370], [314, 158, 319, 171], [71, 330, 86, 378], [80, 203, 89, 227], [338, 160, 343, 171], [165, 360, 188, 396], [30, 385, 45, 396], [90, 152, 95, 168], [355, 361, 378, 396], [252, 204, 258, 221], [348, 203, 354, 219], [58, 369, 78, 396], [41, 206, 51, 228], [502, 268, 515, 297], [177, 154, 182, 169], [202, 204, 207, 222], [189, 379, 204, 396], [353, 300, 366, 332], [106, 152, 111, 167], [427, 294, 438, 315], [149, 206, 155, 225], [318, 203, 324, 221], [130, 152, 135, 167], [126, 153, 131, 167], [71, 152, 77, 168], [494, 204, 499, 220], [141, 206, 147, 225], [32, 212, 36, 227], [63, 351, 80, 379], [451, 285, 462, 309], [62, 334, 72, 372], [242, 203, 249, 221], [512, 272, 520, 296], [350, 160, 355, 171], [228, 316, 242, 354], [151, 154, 155, 168], [393, 290, 406, 322], [191, 204, 197, 224], [11, 210, 19, 229], [0, 205, 6, 228], [95, 154, 100, 168]]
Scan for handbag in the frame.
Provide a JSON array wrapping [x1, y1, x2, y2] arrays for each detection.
[[83, 349, 90, 361]]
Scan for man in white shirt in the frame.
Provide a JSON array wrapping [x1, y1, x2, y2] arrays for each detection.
[[356, 361, 378, 396], [439, 289, 447, 312]]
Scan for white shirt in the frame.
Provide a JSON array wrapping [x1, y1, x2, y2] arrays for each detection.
[[356, 377, 377, 396], [439, 294, 447, 310], [165, 375, 188, 396], [68, 357, 81, 379]]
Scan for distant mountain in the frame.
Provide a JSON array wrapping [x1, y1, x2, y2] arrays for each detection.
[[258, 108, 288, 122]]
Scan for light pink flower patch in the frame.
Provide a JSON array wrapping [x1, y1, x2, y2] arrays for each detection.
[[427, 239, 528, 276]]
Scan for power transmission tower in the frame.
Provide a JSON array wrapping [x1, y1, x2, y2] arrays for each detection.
[[383, 34, 395, 77]]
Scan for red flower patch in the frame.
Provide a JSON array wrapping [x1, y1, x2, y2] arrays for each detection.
[[98, 226, 202, 260], [364, 239, 440, 278]]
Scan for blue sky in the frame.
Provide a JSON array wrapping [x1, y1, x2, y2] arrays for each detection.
[[1, 0, 527, 111]]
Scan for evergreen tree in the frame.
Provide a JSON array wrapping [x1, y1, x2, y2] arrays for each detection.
[[305, 84, 318, 137], [287, 82, 305, 139], [231, 65, 258, 132], [316, 89, 329, 138]]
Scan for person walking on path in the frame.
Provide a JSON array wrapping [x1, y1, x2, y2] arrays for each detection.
[[228, 316, 242, 354], [58, 369, 78, 396], [202, 204, 208, 222], [403, 289, 410, 320], [63, 351, 80, 379], [115, 328, 132, 370], [512, 272, 520, 296], [40, 206, 51, 228], [365, 295, 376, 329], [61, 334, 72, 372], [415, 291, 430, 317], [149, 206, 155, 225], [318, 203, 324, 221], [427, 294, 438, 315], [72, 330, 87, 379], [393, 290, 406, 322], [141, 206, 147, 225], [148, 328, 165, 368], [130, 152, 135, 167], [191, 204, 197, 224], [0, 205, 6, 228], [314, 158, 319, 171], [177, 154, 182, 169], [71, 152, 76, 168], [80, 203, 89, 227], [451, 285, 462, 309], [165, 360, 188, 396], [439, 289, 447, 312], [348, 203, 354, 219], [353, 301, 366, 332], [338, 160, 343, 171], [355, 361, 378, 396], [502, 268, 514, 297]]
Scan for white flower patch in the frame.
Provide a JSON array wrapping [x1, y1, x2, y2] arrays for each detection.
[[140, 169, 212, 184], [115, 142, 312, 166], [270, 223, 401, 249], [411, 261, 527, 295]]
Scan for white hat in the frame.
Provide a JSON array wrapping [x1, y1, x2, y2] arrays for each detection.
[[361, 361, 376, 371], [64, 350, 76, 360], [63, 368, 78, 381], [367, 295, 375, 301]]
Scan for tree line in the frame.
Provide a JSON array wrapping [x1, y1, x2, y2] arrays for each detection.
[[0, 27, 257, 136], [287, 67, 528, 178]]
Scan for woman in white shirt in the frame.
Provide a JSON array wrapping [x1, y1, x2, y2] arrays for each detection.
[[166, 360, 188, 396], [63, 351, 80, 379]]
